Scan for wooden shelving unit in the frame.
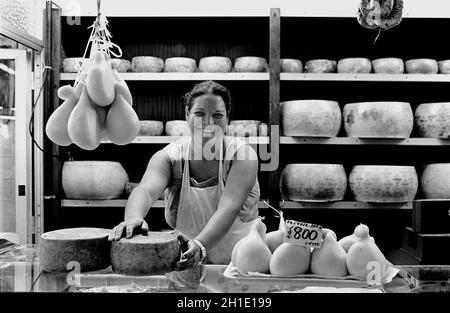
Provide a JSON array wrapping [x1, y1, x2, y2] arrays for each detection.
[[280, 137, 450, 146], [280, 73, 450, 82], [101, 136, 269, 145], [280, 201, 412, 210]]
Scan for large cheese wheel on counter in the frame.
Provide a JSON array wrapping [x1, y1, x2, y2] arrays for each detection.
[[372, 58, 404, 74], [279, 164, 347, 202], [39, 228, 111, 272], [337, 58, 371, 74], [234, 57, 268, 72], [421, 164, 450, 199], [281, 100, 341, 137], [304, 59, 337, 73], [111, 233, 181, 275], [131, 56, 164, 72], [198, 57, 232, 72], [415, 102, 450, 138], [164, 57, 196, 73], [438, 60, 450, 74], [343, 101, 413, 138], [349, 166, 418, 203], [405, 59, 438, 74]]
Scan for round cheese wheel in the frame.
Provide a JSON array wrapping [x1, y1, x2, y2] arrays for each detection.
[[349, 166, 418, 203], [421, 163, 450, 199], [372, 58, 404, 74], [198, 57, 232, 72], [228, 120, 260, 137], [234, 57, 268, 72], [415, 102, 450, 138], [165, 120, 190, 136], [111, 58, 131, 73], [304, 59, 337, 73], [138, 120, 164, 136], [62, 57, 88, 73], [438, 60, 450, 74], [337, 58, 372, 74], [405, 59, 438, 74], [164, 57, 196, 73], [39, 228, 111, 272], [131, 56, 164, 72], [111, 233, 181, 275], [281, 100, 342, 137], [343, 101, 413, 138], [281, 59, 303, 73], [280, 164, 347, 202]]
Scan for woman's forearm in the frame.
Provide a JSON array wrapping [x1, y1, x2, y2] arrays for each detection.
[[124, 186, 156, 220]]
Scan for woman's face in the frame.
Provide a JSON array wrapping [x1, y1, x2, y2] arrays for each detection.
[[186, 94, 228, 140]]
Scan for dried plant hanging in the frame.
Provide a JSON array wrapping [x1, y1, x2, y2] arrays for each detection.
[[357, 0, 404, 44]]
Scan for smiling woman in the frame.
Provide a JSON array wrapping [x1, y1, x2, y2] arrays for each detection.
[[109, 81, 260, 270]]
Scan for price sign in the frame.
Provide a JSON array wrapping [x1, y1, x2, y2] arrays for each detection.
[[284, 220, 323, 248]]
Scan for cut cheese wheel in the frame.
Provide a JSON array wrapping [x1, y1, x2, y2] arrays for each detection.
[[281, 59, 303, 73], [39, 228, 111, 273], [111, 58, 131, 73], [199, 56, 232, 72], [234, 57, 268, 72], [337, 58, 372, 74], [405, 59, 438, 74], [438, 60, 450, 74], [164, 57, 196, 72], [111, 233, 181, 275], [304, 59, 337, 73], [372, 58, 404, 74], [131, 56, 164, 72]]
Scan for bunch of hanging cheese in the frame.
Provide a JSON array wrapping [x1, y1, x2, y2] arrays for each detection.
[[46, 51, 139, 150]]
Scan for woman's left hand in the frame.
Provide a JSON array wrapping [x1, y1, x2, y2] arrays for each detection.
[[176, 233, 202, 271]]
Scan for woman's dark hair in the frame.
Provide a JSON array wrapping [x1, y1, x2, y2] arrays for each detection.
[[184, 81, 231, 114]]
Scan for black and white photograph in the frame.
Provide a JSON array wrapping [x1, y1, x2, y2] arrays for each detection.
[[1, 0, 450, 307]]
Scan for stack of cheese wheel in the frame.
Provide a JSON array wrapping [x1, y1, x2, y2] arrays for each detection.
[[421, 164, 450, 199], [279, 164, 347, 202], [304, 59, 337, 73], [372, 58, 404, 74], [62, 161, 129, 199], [415, 102, 450, 138], [164, 57, 196, 73], [131, 56, 164, 72], [337, 58, 371, 74], [198, 57, 232, 72], [234, 57, 268, 72], [165, 120, 190, 136], [111, 233, 181, 275], [349, 166, 418, 203], [405, 59, 438, 74], [343, 101, 413, 138], [39, 228, 111, 272], [281, 100, 341, 137]]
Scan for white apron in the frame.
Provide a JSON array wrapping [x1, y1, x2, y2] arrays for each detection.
[[175, 139, 253, 264]]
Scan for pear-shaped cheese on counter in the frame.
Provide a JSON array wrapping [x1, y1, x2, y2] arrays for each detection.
[[322, 228, 337, 240], [86, 51, 116, 107], [266, 208, 286, 253], [67, 83, 101, 150], [311, 232, 348, 277], [269, 242, 311, 276], [231, 218, 272, 274], [46, 83, 83, 146], [105, 84, 140, 145], [338, 224, 375, 252], [346, 224, 388, 279]]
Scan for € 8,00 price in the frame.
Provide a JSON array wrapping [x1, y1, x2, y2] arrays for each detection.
[[284, 220, 323, 248]]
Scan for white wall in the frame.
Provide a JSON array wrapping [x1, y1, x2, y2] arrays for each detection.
[[52, 0, 450, 18]]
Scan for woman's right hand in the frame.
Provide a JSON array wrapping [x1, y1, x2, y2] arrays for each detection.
[[108, 217, 149, 241]]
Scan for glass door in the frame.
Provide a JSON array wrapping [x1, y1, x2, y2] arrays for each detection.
[[0, 49, 32, 244]]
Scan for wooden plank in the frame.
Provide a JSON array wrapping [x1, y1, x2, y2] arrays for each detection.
[[267, 8, 281, 208], [281, 201, 413, 210], [280, 73, 450, 83], [101, 136, 269, 145], [280, 137, 450, 146]]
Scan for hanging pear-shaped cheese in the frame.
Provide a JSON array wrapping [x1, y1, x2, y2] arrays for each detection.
[[311, 232, 348, 277], [346, 224, 388, 279], [115, 79, 133, 105], [231, 218, 272, 274], [266, 209, 286, 253], [94, 105, 109, 141], [45, 83, 84, 146], [67, 83, 101, 150], [105, 84, 139, 145], [269, 242, 311, 276], [86, 51, 116, 107]]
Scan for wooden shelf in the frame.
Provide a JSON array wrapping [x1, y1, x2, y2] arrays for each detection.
[[280, 137, 450, 146], [60, 72, 270, 81], [61, 199, 271, 208], [102, 136, 269, 145], [280, 73, 450, 82], [280, 201, 412, 210]]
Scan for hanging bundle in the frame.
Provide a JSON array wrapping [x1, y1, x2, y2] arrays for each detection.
[[357, 0, 404, 42], [46, 0, 139, 150]]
